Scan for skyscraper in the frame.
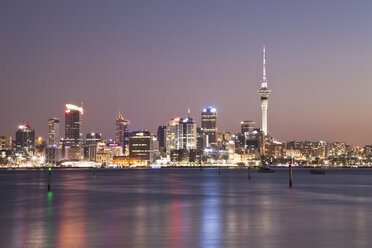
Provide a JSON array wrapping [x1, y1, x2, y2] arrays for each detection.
[[86, 133, 102, 145], [166, 116, 197, 152], [157, 126, 166, 154], [115, 112, 130, 153], [16, 124, 35, 156], [258, 46, 271, 136], [201, 106, 218, 147], [48, 118, 60, 146], [65, 104, 83, 146], [129, 130, 153, 162]]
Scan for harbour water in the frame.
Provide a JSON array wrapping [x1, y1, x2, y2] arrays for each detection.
[[0, 168, 372, 248]]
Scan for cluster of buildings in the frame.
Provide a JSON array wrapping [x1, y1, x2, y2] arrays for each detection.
[[1, 47, 371, 167]]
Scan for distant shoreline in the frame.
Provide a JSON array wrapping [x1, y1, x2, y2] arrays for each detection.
[[0, 165, 370, 170]]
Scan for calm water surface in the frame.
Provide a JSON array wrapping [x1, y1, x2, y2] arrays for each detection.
[[0, 168, 372, 248]]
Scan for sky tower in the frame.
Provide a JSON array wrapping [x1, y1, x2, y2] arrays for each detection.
[[258, 45, 271, 136]]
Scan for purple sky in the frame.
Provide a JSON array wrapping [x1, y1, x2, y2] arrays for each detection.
[[1, 0, 372, 145]]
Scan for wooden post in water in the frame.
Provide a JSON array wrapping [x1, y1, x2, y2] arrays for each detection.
[[289, 160, 293, 188], [248, 166, 251, 180], [93, 166, 96, 176], [48, 168, 52, 191]]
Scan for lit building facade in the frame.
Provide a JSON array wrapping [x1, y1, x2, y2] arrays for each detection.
[[115, 112, 130, 154], [129, 130, 153, 162], [201, 106, 218, 147], [241, 120, 255, 134], [166, 116, 197, 153], [16, 124, 35, 156], [0, 136, 12, 150], [48, 118, 60, 146], [86, 133, 102, 145], [65, 104, 83, 146]]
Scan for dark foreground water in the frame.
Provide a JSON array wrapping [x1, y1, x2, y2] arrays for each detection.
[[1, 168, 372, 248]]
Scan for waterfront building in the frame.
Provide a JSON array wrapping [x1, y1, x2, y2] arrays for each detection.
[[15, 124, 35, 156], [129, 130, 153, 163], [0, 136, 12, 150], [201, 106, 218, 147], [265, 141, 287, 159], [64, 104, 83, 160], [157, 126, 166, 154], [65, 104, 83, 146], [35, 136, 46, 156], [46, 147, 58, 164], [115, 112, 130, 154], [48, 118, 60, 146], [112, 156, 145, 167], [258, 46, 271, 136], [96, 143, 122, 164], [287, 141, 327, 161], [166, 116, 197, 153], [328, 142, 347, 157]]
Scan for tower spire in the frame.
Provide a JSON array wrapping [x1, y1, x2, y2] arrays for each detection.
[[261, 45, 268, 88]]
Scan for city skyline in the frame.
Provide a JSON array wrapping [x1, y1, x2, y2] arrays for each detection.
[[1, 1, 372, 145]]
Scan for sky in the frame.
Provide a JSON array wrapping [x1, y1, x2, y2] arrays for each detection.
[[0, 0, 372, 145]]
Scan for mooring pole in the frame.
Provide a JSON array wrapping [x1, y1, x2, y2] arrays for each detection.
[[289, 160, 293, 188], [48, 167, 52, 191], [248, 166, 251, 180]]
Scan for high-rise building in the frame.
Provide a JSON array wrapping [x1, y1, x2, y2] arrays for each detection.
[[201, 106, 217, 147], [166, 116, 197, 152], [115, 112, 130, 153], [157, 126, 166, 154], [0, 136, 12, 150], [258, 46, 271, 136], [129, 130, 153, 162], [64, 104, 83, 160], [86, 133, 102, 145], [16, 124, 35, 156], [84, 133, 101, 161], [65, 104, 83, 146], [48, 118, 60, 146], [241, 121, 256, 134]]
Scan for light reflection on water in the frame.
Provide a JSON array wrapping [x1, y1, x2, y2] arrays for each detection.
[[1, 168, 372, 247]]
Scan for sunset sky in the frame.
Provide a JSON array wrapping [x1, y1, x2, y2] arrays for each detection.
[[1, 0, 372, 145]]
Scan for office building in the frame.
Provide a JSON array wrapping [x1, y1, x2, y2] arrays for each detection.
[[0, 136, 12, 150], [86, 133, 102, 145], [16, 124, 35, 156], [65, 104, 83, 146], [129, 130, 153, 162], [115, 112, 130, 153], [201, 106, 218, 147], [166, 116, 197, 152], [157, 126, 166, 154], [48, 118, 60, 146], [241, 121, 255, 134]]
